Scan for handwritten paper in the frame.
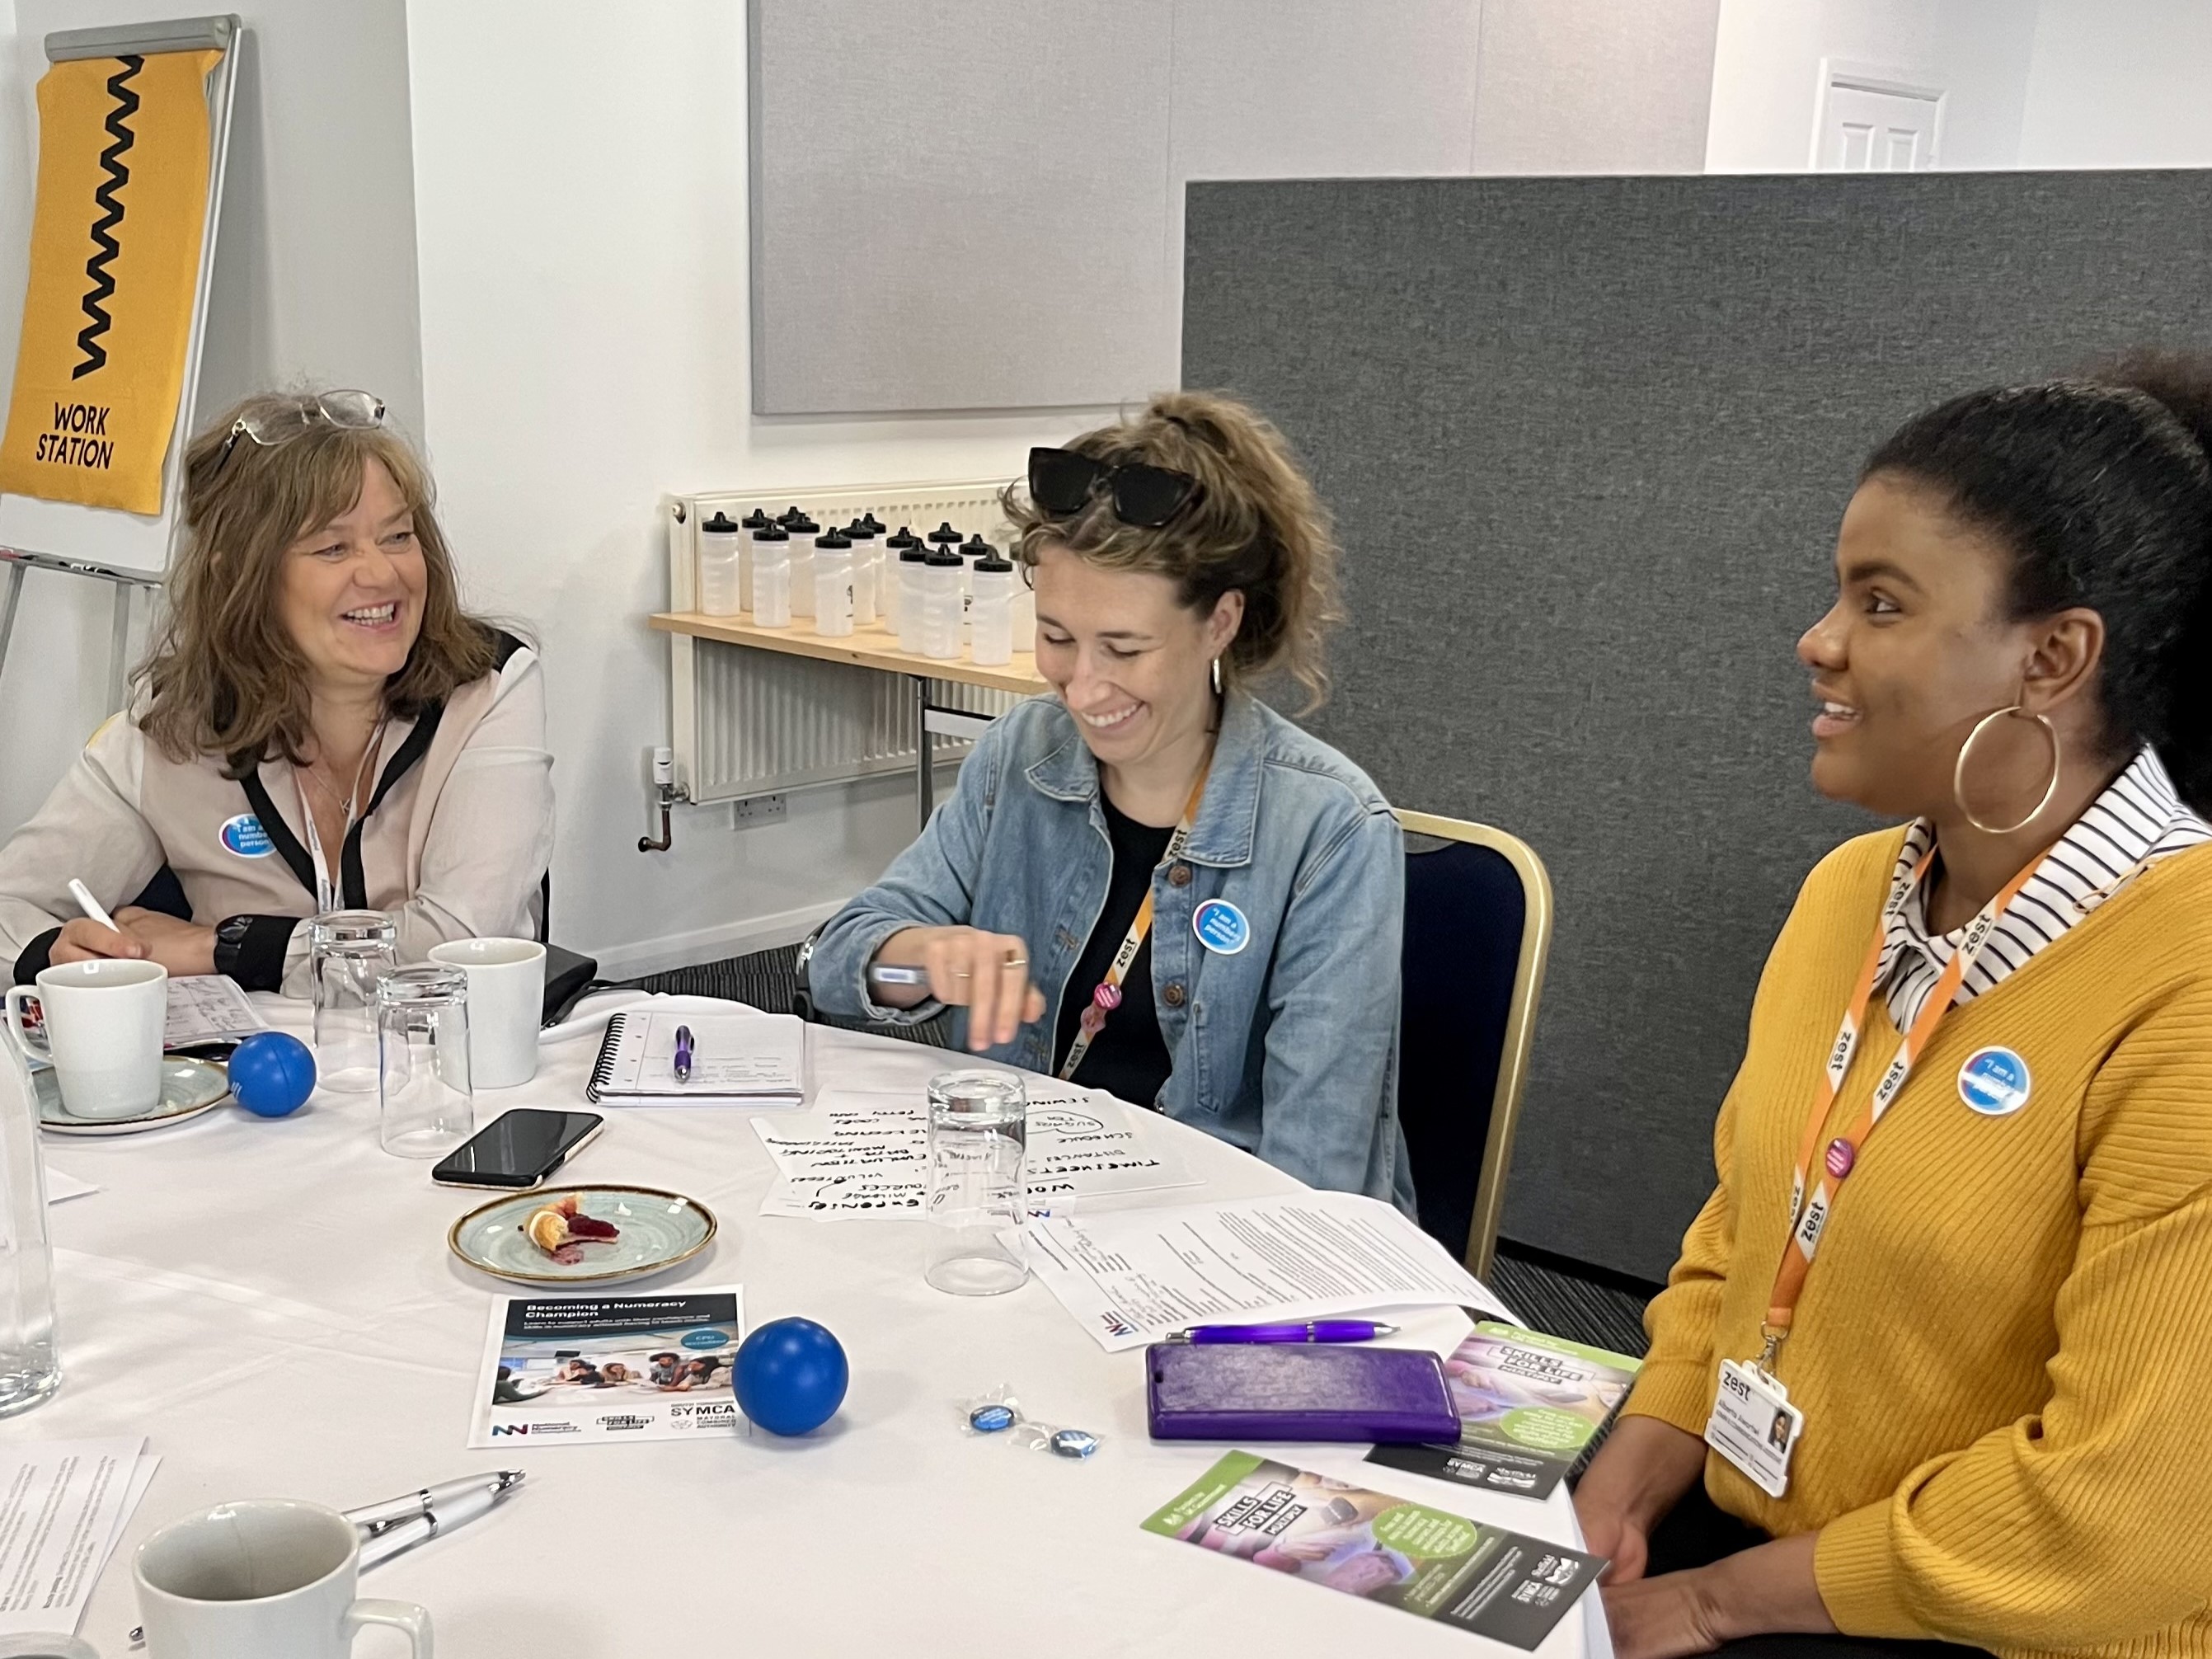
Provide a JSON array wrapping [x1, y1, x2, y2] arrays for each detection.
[[749, 1087, 1197, 1218], [162, 976, 266, 1049], [1026, 1191, 1515, 1351]]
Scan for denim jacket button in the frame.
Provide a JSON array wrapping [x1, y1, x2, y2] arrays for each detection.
[[1167, 862, 1193, 888], [1162, 981, 1186, 1008]]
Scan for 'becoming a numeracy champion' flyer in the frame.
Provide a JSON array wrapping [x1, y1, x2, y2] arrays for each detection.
[[1366, 1323, 1641, 1499], [467, 1286, 744, 1447], [1144, 1452, 1603, 1649]]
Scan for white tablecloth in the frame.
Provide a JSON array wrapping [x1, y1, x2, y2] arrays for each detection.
[[30, 994, 1611, 1659]]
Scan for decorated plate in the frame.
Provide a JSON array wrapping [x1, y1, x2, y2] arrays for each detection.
[[448, 1184, 718, 1287], [35, 1058, 230, 1135]]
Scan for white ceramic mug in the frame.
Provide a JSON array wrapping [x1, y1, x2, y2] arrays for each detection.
[[134, 1499, 431, 1659], [427, 938, 544, 1088], [2, 959, 167, 1120]]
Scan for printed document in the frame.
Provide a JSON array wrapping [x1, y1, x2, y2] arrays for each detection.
[[0, 1436, 158, 1635], [1028, 1191, 1513, 1351], [749, 1087, 1197, 1218]]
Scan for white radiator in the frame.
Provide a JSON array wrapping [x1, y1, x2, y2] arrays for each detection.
[[663, 480, 1026, 806]]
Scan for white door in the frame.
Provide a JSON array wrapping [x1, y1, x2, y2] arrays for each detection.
[[1815, 73, 1943, 172]]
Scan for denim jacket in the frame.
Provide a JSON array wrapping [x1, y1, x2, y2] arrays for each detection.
[[809, 691, 1415, 1213]]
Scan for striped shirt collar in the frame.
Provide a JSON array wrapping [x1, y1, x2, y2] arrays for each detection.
[[1880, 746, 2212, 1032]]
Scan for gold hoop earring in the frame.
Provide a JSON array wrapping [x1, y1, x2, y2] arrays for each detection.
[[1210, 656, 1223, 696], [1952, 706, 2061, 835]]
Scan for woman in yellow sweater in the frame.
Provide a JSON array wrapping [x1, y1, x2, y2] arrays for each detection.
[[1576, 356, 2212, 1659]]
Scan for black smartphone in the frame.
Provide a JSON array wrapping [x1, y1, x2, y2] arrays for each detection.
[[432, 1108, 605, 1189]]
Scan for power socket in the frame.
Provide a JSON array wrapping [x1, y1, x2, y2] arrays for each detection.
[[732, 793, 787, 829]]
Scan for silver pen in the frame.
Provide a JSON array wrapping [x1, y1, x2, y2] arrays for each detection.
[[129, 1471, 524, 1646]]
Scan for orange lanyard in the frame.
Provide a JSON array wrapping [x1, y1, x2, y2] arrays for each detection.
[[1058, 761, 1211, 1083], [1759, 846, 2041, 1361]]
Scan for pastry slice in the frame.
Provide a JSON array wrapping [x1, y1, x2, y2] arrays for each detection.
[[522, 1193, 621, 1264]]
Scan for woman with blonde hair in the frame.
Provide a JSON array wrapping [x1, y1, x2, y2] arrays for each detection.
[[0, 390, 552, 994], [806, 392, 1411, 1208]]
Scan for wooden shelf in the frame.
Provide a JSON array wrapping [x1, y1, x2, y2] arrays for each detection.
[[650, 611, 1050, 697]]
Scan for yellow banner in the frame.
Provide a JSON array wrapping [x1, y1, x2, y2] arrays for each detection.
[[0, 49, 219, 515]]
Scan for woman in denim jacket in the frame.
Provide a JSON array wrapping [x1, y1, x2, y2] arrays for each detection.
[[807, 392, 1412, 1213]]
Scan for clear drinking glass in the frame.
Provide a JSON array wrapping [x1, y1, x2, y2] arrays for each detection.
[[0, 1040, 60, 1416], [376, 966, 474, 1158], [924, 1070, 1029, 1295], [311, 910, 397, 1093]]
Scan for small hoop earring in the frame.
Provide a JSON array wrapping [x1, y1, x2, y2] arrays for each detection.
[[1210, 656, 1223, 696], [1952, 705, 2061, 835]]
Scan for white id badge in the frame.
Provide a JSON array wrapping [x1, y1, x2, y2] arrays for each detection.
[[1705, 1357, 1802, 1498]]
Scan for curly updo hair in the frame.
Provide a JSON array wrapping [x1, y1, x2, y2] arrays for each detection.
[[1000, 390, 1343, 707]]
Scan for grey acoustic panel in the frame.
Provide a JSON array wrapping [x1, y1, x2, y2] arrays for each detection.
[[748, 0, 1176, 414], [1181, 172, 2212, 1279]]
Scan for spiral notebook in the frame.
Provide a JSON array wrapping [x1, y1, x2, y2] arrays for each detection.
[[586, 1010, 806, 1107]]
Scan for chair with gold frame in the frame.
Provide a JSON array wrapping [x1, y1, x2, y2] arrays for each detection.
[[1392, 809, 1554, 1281]]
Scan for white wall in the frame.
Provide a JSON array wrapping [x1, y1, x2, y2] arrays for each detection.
[[1705, 0, 2039, 171], [0, 0, 425, 834], [2017, 0, 2212, 166], [1473, 0, 1723, 173], [402, 1, 1114, 978]]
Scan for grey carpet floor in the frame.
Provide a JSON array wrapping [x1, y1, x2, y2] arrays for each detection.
[[623, 944, 1657, 1359]]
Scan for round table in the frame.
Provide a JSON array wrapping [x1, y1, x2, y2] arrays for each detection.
[[32, 993, 1609, 1659]]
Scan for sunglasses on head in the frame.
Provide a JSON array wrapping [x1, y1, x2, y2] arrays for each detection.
[[210, 389, 386, 480], [1028, 447, 1197, 529]]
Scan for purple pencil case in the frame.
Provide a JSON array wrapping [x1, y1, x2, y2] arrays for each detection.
[[1145, 1342, 1460, 1443]]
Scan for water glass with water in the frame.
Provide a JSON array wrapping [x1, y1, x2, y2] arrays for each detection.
[[311, 911, 397, 1093], [0, 1040, 59, 1417], [923, 1069, 1029, 1295], [375, 966, 474, 1158]]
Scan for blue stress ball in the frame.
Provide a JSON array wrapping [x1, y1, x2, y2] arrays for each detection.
[[227, 1032, 316, 1118], [734, 1317, 848, 1436]]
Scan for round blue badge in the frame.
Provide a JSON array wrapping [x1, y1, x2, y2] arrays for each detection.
[[1192, 898, 1250, 956], [218, 813, 274, 858], [1957, 1046, 2031, 1116]]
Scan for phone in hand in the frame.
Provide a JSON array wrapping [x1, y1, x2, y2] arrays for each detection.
[[432, 1108, 605, 1190]]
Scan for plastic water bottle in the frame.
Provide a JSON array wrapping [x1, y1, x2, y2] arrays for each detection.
[[752, 524, 791, 627], [898, 545, 929, 654], [923, 548, 965, 660], [786, 510, 820, 618], [843, 519, 880, 626], [814, 533, 855, 637], [883, 527, 919, 632], [697, 510, 743, 616], [0, 1044, 59, 1417], [970, 553, 1014, 666], [738, 509, 773, 608]]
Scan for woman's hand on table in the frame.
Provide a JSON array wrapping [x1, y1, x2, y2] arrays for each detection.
[[873, 926, 1045, 1050], [1603, 1534, 1834, 1659], [1572, 1414, 1708, 1585], [50, 907, 216, 977]]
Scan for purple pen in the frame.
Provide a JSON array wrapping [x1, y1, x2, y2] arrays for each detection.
[[1176, 1320, 1398, 1345], [674, 1024, 694, 1083]]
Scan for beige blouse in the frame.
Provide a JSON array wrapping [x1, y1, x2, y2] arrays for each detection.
[[0, 644, 552, 996]]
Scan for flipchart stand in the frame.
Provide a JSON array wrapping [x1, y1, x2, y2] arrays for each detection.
[[0, 15, 239, 712]]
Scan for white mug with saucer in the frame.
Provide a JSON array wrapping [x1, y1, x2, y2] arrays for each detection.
[[2, 959, 168, 1121], [134, 1498, 431, 1659], [428, 938, 544, 1088]]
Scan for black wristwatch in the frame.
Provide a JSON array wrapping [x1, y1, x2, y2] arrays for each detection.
[[211, 914, 255, 979]]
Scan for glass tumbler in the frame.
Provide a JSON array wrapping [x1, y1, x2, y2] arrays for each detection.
[[310, 910, 397, 1093], [375, 966, 474, 1158], [923, 1070, 1029, 1296], [0, 1041, 59, 1417]]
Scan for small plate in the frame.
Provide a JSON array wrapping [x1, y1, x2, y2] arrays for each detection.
[[448, 1184, 718, 1287], [35, 1058, 230, 1136]]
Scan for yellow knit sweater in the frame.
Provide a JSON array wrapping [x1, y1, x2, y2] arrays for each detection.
[[1624, 825, 2212, 1659]]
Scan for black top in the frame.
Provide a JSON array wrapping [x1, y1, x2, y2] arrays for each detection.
[[1054, 792, 1176, 1108]]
